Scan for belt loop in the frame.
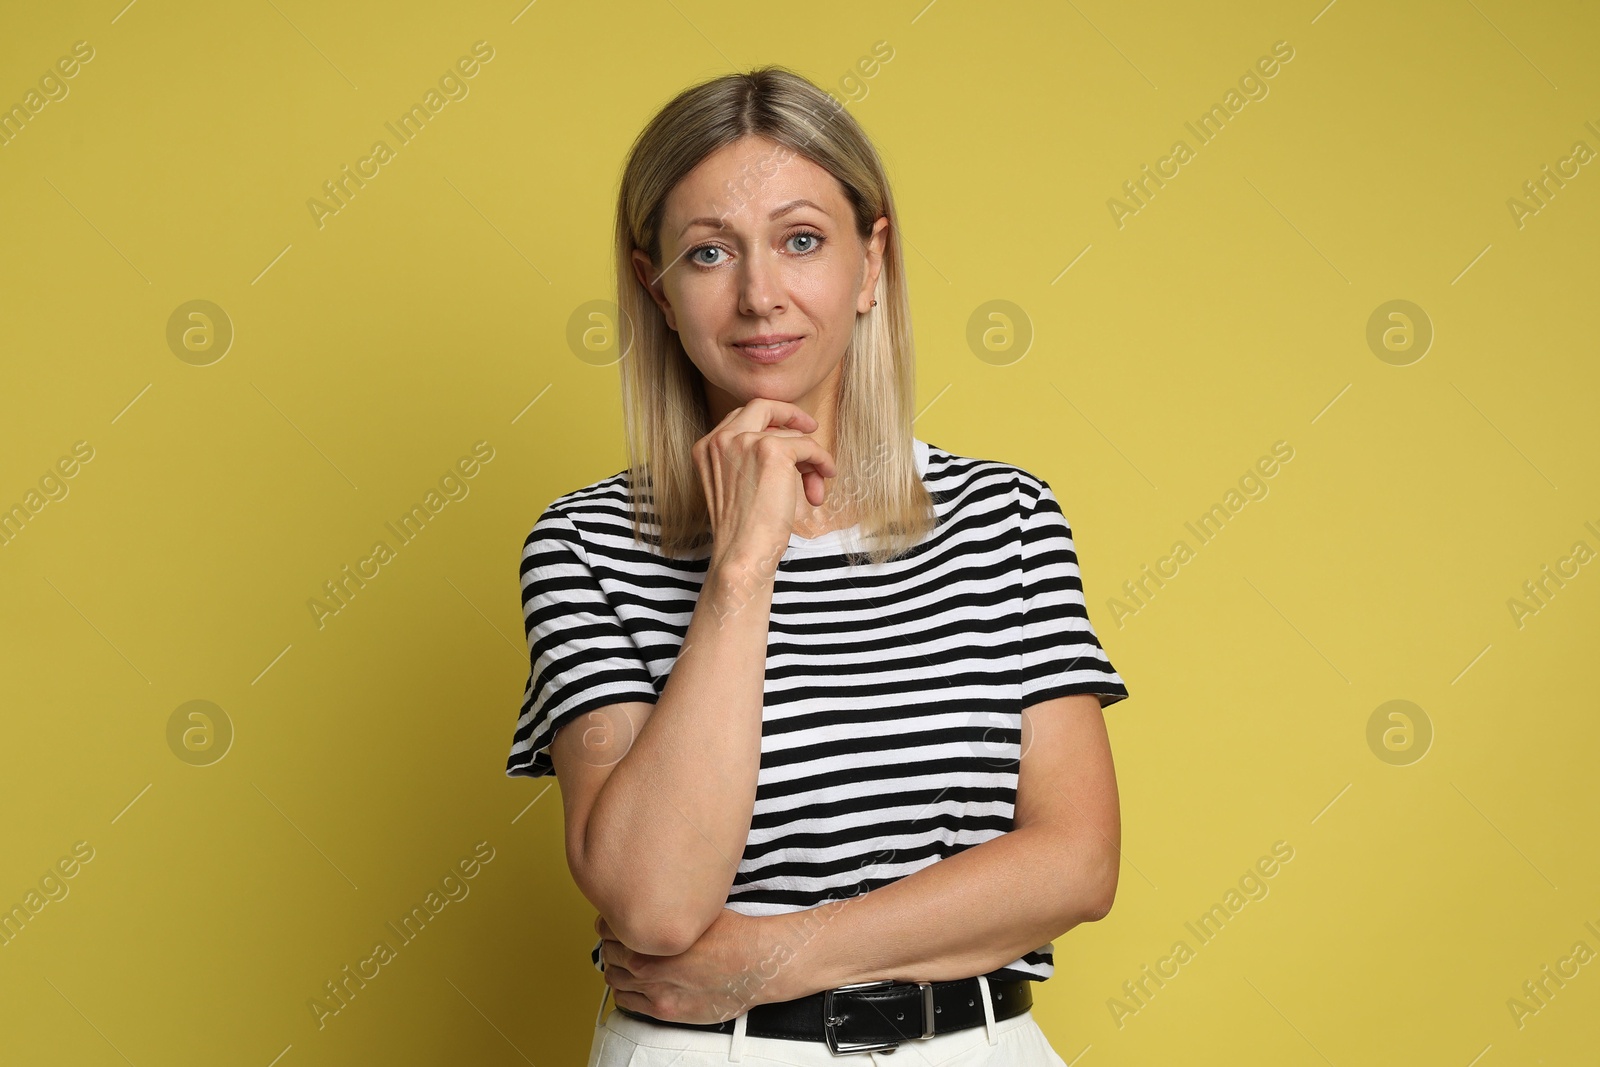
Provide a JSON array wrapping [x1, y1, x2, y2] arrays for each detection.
[[975, 975, 998, 1045], [727, 1010, 748, 1061], [594, 985, 611, 1029]]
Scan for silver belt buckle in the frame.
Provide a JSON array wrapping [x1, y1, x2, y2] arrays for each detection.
[[822, 979, 936, 1055]]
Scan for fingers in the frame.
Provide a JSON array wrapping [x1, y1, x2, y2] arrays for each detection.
[[705, 424, 838, 490], [593, 915, 650, 1011], [599, 938, 630, 974], [700, 399, 834, 479], [713, 397, 818, 438], [750, 430, 838, 490], [802, 468, 824, 507], [602, 953, 632, 989], [756, 431, 838, 480], [694, 398, 839, 546]]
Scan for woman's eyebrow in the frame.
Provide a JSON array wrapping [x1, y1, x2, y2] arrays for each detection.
[[678, 198, 830, 237]]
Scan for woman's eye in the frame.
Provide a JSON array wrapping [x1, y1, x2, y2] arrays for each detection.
[[687, 232, 823, 269], [787, 231, 824, 253]]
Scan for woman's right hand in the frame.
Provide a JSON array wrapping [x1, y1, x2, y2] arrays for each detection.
[[692, 398, 837, 570]]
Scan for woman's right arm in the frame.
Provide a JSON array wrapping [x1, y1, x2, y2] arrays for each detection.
[[550, 399, 836, 957]]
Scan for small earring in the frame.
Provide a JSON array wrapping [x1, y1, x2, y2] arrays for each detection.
[[870, 299, 878, 306]]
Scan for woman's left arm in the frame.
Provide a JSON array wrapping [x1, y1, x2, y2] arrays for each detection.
[[758, 690, 1122, 999], [596, 691, 1122, 1019]]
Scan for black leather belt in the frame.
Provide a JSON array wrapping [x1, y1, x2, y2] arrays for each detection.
[[615, 975, 1033, 1055]]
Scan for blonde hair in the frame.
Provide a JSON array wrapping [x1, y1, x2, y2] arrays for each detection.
[[613, 65, 936, 566]]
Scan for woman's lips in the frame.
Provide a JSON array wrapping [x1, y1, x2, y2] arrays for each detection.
[[732, 337, 802, 363]]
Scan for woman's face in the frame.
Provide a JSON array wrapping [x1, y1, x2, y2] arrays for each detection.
[[632, 135, 888, 421]]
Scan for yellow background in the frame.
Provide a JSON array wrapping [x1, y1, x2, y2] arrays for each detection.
[[2, 0, 1597, 1063]]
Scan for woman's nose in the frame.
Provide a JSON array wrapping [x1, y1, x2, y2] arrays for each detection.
[[738, 253, 784, 316]]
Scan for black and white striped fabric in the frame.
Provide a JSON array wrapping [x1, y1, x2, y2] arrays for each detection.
[[507, 437, 1129, 982]]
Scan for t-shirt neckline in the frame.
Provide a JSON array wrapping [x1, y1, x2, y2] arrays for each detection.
[[785, 436, 930, 554]]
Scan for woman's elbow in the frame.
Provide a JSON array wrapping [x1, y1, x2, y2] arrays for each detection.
[[601, 892, 719, 957], [571, 847, 702, 955], [1079, 846, 1120, 923], [1080, 879, 1117, 923], [613, 913, 695, 957], [1058, 839, 1119, 926]]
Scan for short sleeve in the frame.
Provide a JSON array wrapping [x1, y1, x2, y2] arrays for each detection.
[[1020, 479, 1130, 709], [505, 507, 660, 779]]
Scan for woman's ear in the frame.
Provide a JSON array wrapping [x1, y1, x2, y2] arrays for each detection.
[[856, 216, 889, 314], [631, 248, 678, 331]]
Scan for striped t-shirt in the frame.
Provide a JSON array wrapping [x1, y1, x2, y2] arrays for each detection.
[[506, 436, 1129, 982]]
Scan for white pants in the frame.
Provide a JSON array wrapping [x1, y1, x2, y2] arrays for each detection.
[[585, 978, 1071, 1066]]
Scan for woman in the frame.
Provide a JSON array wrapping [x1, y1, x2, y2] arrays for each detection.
[[507, 66, 1129, 1066]]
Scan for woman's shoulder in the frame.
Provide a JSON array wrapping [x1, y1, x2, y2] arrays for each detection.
[[524, 466, 641, 548], [921, 439, 1055, 511], [546, 465, 635, 518]]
